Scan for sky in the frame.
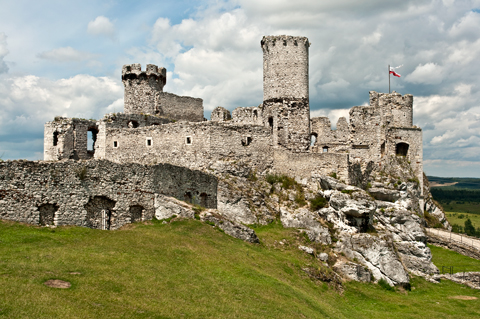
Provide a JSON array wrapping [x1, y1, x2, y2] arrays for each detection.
[[0, 0, 479, 177]]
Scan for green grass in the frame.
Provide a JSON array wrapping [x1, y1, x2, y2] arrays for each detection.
[[1, 220, 480, 318], [429, 244, 480, 273]]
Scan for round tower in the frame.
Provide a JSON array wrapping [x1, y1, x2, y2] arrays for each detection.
[[261, 35, 311, 152], [122, 64, 167, 115], [261, 35, 309, 101]]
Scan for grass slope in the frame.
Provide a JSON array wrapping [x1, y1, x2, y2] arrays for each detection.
[[1, 220, 480, 318], [429, 244, 480, 273]]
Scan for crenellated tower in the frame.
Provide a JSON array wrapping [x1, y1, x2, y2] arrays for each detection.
[[122, 64, 167, 115], [261, 35, 311, 151]]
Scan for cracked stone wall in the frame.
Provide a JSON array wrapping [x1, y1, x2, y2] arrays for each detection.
[[0, 160, 217, 229]]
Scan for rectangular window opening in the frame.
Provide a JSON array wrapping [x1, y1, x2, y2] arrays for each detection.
[[186, 136, 192, 145], [146, 137, 152, 146], [113, 141, 118, 148]]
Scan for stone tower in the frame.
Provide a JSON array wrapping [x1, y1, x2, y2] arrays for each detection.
[[261, 35, 311, 151], [122, 64, 167, 115]]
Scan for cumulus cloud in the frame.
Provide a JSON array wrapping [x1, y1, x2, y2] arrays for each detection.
[[37, 47, 98, 62], [0, 74, 122, 160], [87, 16, 116, 39], [142, 0, 480, 176], [0, 32, 9, 74]]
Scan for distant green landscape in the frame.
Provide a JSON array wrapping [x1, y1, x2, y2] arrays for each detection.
[[428, 176, 480, 237]]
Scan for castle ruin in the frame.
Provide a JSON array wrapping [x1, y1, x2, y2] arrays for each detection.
[[44, 35, 422, 192], [0, 35, 423, 230]]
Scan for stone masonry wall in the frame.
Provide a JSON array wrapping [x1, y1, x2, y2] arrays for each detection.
[[231, 106, 263, 125], [273, 149, 349, 181], [261, 35, 309, 100], [310, 116, 349, 153], [211, 106, 231, 122], [157, 92, 204, 122], [103, 122, 274, 173], [263, 98, 310, 152], [122, 64, 166, 115], [44, 118, 97, 161], [0, 160, 217, 229]]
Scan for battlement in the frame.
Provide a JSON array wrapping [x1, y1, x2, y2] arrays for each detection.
[[122, 63, 167, 86], [261, 35, 309, 51], [369, 91, 413, 127]]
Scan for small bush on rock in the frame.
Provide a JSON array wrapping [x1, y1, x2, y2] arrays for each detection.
[[309, 195, 328, 211]]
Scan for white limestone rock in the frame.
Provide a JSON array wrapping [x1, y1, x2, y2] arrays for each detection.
[[280, 207, 331, 244], [200, 211, 259, 243], [154, 194, 195, 220], [298, 245, 315, 255], [333, 260, 372, 283]]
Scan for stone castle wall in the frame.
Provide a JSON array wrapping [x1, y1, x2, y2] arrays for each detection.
[[157, 92, 204, 122], [102, 122, 274, 173], [273, 149, 349, 181], [0, 160, 217, 229], [44, 118, 97, 161], [231, 106, 263, 125]]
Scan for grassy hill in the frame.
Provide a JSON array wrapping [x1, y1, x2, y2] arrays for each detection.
[[1, 219, 480, 318], [427, 176, 480, 190]]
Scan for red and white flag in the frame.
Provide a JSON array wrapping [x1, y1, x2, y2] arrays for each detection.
[[389, 65, 402, 77]]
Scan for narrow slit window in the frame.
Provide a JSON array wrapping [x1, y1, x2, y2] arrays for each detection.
[[113, 141, 118, 148], [146, 137, 152, 146], [186, 136, 192, 145]]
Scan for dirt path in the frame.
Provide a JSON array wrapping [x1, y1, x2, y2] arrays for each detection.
[[426, 228, 480, 251]]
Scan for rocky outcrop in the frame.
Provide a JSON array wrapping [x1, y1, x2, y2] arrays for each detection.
[[333, 260, 372, 283], [335, 233, 410, 286], [280, 207, 331, 244], [200, 211, 260, 243]]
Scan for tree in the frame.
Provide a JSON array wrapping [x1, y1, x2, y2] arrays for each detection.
[[464, 218, 476, 237]]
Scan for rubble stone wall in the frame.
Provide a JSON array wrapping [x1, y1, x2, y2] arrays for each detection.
[[103, 122, 274, 172], [0, 160, 217, 229], [158, 92, 204, 122], [44, 118, 97, 161], [273, 149, 349, 181]]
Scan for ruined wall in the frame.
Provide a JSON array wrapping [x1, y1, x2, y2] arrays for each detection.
[[348, 105, 384, 163], [263, 98, 310, 152], [370, 91, 413, 128], [261, 35, 309, 100], [273, 149, 349, 181], [157, 92, 204, 122], [44, 118, 97, 161], [0, 160, 217, 229], [231, 106, 263, 125], [386, 127, 423, 190], [103, 122, 274, 173], [122, 64, 166, 115], [211, 106, 231, 122], [310, 116, 349, 153]]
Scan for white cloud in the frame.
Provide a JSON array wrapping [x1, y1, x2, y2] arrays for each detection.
[[405, 63, 444, 85], [0, 32, 9, 74], [87, 16, 116, 39], [37, 47, 97, 62]]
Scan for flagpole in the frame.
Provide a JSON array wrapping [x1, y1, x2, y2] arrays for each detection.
[[388, 64, 390, 93]]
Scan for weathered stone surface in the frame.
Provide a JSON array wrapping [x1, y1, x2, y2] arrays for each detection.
[[329, 192, 376, 218], [395, 241, 439, 275], [298, 245, 314, 255], [155, 194, 195, 220], [335, 233, 410, 286], [200, 211, 259, 243], [280, 207, 331, 244], [333, 260, 372, 283], [318, 252, 329, 262], [368, 187, 401, 202]]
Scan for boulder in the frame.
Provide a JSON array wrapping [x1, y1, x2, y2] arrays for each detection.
[[280, 207, 331, 244], [200, 211, 259, 243], [155, 194, 195, 220], [333, 260, 371, 283], [299, 245, 315, 255], [335, 233, 410, 286], [368, 187, 401, 202]]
